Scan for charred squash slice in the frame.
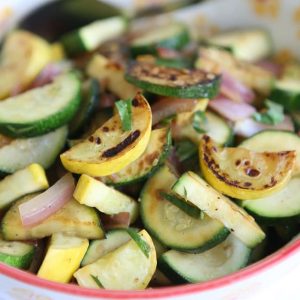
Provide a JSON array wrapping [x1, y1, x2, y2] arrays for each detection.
[[0, 31, 52, 100], [60, 93, 152, 176], [100, 127, 171, 186], [199, 135, 296, 200]]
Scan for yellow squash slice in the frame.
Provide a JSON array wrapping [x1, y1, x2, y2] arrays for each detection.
[[61, 93, 152, 176], [74, 230, 156, 290], [87, 54, 139, 99], [0, 30, 52, 100], [74, 174, 139, 223], [37, 233, 89, 283], [199, 135, 296, 200]]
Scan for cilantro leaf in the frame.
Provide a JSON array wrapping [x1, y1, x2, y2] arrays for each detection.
[[252, 100, 284, 125], [193, 111, 207, 133], [115, 99, 132, 131]]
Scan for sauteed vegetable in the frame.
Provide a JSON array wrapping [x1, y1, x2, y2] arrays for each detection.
[[0, 8, 300, 291]]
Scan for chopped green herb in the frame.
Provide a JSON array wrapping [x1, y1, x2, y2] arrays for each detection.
[[183, 186, 188, 198], [193, 111, 207, 133], [115, 99, 132, 131], [126, 228, 150, 258], [160, 114, 176, 126], [252, 100, 284, 125], [90, 274, 103, 288], [161, 191, 203, 219], [176, 140, 197, 162]]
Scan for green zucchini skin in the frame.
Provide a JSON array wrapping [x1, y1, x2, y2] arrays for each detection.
[[60, 31, 86, 57], [60, 16, 127, 57], [158, 234, 251, 284], [69, 78, 100, 138], [155, 57, 194, 69], [125, 61, 221, 99], [0, 240, 35, 269], [292, 112, 300, 130], [158, 257, 188, 284], [0, 73, 81, 138], [270, 88, 300, 112]]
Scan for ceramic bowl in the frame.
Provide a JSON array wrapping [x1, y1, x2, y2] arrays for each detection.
[[1, 0, 300, 299]]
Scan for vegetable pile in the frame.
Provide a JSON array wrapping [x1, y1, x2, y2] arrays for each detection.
[[0, 9, 300, 291]]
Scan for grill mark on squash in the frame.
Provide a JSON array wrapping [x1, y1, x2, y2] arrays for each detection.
[[102, 130, 141, 158]]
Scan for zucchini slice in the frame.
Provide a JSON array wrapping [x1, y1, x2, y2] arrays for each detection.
[[206, 29, 272, 62], [0, 235, 35, 269], [239, 130, 300, 176], [0, 164, 48, 210], [140, 166, 229, 253], [100, 127, 171, 186], [74, 230, 156, 290], [60, 16, 127, 56], [74, 174, 139, 223], [0, 126, 67, 174], [87, 54, 139, 100], [61, 93, 152, 176], [196, 47, 274, 95], [0, 30, 51, 100], [81, 228, 133, 266], [241, 177, 300, 224], [159, 234, 251, 283], [269, 79, 300, 112], [200, 135, 296, 200], [172, 171, 265, 248], [69, 79, 100, 138], [125, 61, 220, 99], [172, 111, 232, 146], [37, 233, 89, 283], [130, 23, 190, 56], [1, 196, 104, 241], [0, 73, 80, 138]]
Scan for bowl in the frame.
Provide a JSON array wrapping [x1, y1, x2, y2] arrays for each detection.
[[1, 0, 300, 299]]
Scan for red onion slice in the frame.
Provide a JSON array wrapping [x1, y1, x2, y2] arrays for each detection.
[[208, 97, 256, 122], [30, 61, 71, 88], [255, 60, 282, 78], [234, 115, 294, 138], [152, 97, 198, 125], [220, 71, 255, 103], [19, 173, 75, 227]]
